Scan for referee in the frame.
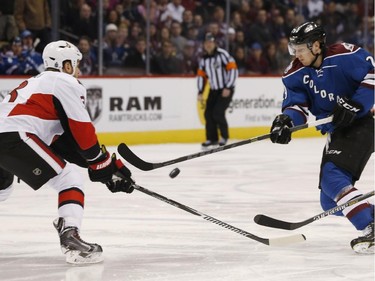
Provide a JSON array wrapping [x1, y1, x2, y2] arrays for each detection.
[[197, 32, 238, 149]]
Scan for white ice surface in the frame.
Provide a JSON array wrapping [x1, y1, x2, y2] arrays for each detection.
[[0, 137, 373, 281]]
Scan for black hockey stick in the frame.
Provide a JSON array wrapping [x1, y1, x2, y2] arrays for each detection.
[[118, 116, 333, 171], [133, 184, 306, 246], [254, 190, 375, 230]]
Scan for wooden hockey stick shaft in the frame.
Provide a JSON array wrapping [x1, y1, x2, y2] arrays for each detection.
[[254, 190, 374, 230], [118, 116, 333, 171], [133, 184, 306, 246]]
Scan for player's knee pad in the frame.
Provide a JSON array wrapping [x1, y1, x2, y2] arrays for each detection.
[[47, 163, 85, 194], [320, 162, 353, 200]]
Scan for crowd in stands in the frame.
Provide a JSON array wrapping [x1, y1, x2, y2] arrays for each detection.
[[0, 0, 374, 76]]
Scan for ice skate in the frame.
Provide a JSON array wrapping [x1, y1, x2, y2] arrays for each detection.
[[201, 140, 218, 150], [53, 217, 103, 264], [350, 222, 374, 254], [218, 138, 227, 146]]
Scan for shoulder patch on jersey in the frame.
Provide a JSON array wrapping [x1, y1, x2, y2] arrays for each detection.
[[326, 43, 360, 57]]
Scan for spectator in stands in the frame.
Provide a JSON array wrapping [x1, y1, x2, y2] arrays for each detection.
[[263, 42, 280, 74], [151, 40, 183, 74], [284, 8, 298, 36], [14, 0, 51, 53], [275, 36, 291, 73], [78, 36, 98, 75], [246, 9, 273, 48], [124, 37, 147, 73], [181, 9, 194, 38], [246, 42, 269, 75], [232, 29, 247, 55], [106, 8, 122, 27], [206, 22, 225, 48], [233, 46, 247, 75], [307, 0, 324, 20], [193, 14, 205, 41], [238, 0, 253, 26], [160, 0, 185, 24], [181, 40, 198, 74], [137, 0, 160, 26], [103, 23, 127, 68], [153, 26, 171, 55], [0, 0, 18, 43], [212, 6, 228, 36], [230, 10, 244, 32], [342, 3, 362, 43], [320, 2, 345, 45], [170, 21, 187, 56], [271, 12, 288, 40], [20, 30, 34, 52], [72, 3, 98, 42], [0, 37, 23, 75], [20, 31, 43, 75], [185, 25, 199, 42], [128, 22, 143, 48]]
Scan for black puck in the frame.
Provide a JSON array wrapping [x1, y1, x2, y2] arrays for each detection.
[[169, 168, 180, 178]]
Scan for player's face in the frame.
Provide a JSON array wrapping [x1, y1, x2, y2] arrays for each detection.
[[289, 43, 314, 66], [289, 41, 322, 66], [73, 61, 81, 78]]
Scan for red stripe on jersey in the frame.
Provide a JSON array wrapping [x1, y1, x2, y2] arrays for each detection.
[[68, 119, 98, 151], [26, 133, 66, 168], [8, 94, 59, 120], [58, 187, 85, 208], [346, 203, 371, 220]]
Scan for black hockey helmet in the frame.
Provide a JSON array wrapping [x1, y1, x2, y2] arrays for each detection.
[[288, 22, 326, 55]]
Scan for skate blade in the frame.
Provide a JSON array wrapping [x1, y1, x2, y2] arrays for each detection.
[[352, 242, 374, 254], [201, 144, 219, 151], [65, 250, 104, 264]]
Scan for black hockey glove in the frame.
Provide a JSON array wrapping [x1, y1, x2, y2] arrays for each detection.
[[88, 146, 134, 193], [88, 145, 115, 183], [106, 158, 135, 194], [332, 97, 362, 129], [270, 114, 294, 144]]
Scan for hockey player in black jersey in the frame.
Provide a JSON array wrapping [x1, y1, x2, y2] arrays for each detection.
[[270, 22, 374, 253]]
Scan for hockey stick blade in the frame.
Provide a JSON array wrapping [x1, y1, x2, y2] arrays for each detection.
[[134, 184, 306, 246], [118, 116, 333, 171], [254, 190, 374, 230]]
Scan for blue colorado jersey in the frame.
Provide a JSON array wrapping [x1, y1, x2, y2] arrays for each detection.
[[281, 43, 374, 127]]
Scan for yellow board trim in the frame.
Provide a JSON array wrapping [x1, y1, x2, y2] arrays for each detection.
[[98, 127, 323, 146]]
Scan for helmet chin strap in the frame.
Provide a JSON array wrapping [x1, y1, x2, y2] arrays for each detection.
[[308, 43, 322, 68], [309, 51, 320, 68]]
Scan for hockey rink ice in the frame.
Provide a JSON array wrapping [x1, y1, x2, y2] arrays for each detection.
[[0, 136, 374, 281]]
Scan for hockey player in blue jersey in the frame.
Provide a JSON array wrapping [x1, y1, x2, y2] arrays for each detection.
[[270, 22, 374, 253]]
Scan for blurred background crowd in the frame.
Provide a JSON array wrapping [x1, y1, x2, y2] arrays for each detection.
[[0, 0, 374, 76]]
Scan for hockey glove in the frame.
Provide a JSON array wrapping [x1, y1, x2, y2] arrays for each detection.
[[270, 114, 293, 144], [106, 158, 135, 194], [88, 146, 134, 193], [332, 97, 362, 129]]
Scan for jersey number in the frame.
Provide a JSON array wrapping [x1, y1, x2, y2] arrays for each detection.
[[8, 80, 28, 102]]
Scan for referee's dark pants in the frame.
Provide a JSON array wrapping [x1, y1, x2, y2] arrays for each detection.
[[204, 88, 234, 142]]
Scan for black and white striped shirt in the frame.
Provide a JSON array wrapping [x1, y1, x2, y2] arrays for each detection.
[[197, 47, 238, 93]]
